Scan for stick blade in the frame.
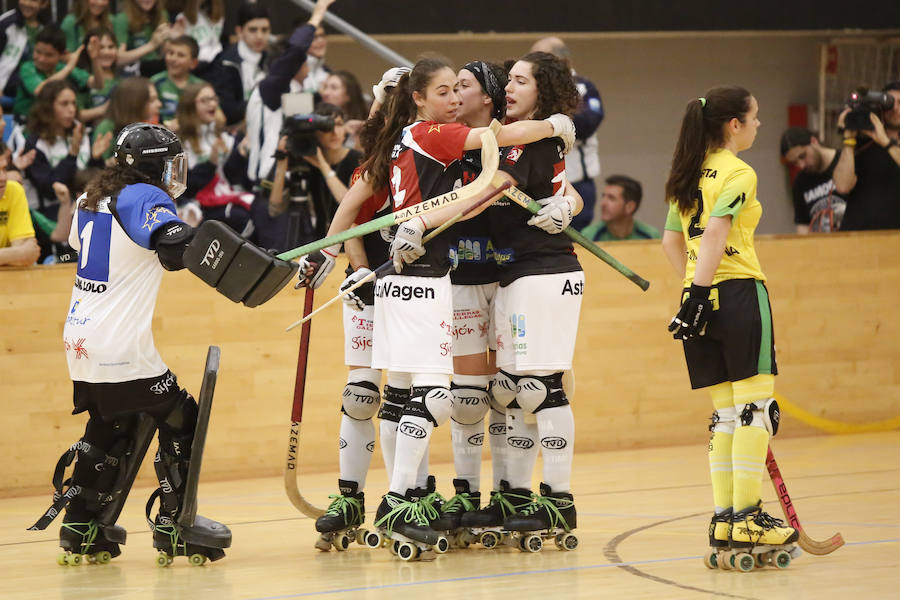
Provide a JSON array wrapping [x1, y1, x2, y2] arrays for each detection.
[[799, 531, 845, 555]]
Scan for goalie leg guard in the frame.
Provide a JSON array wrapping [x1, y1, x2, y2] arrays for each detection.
[[184, 220, 298, 307]]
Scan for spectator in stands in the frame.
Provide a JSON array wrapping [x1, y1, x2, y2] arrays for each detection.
[[319, 70, 367, 149], [77, 26, 120, 125], [834, 81, 900, 231], [780, 127, 845, 233], [581, 174, 660, 241], [152, 34, 203, 122], [173, 0, 225, 75], [60, 0, 113, 52], [92, 76, 161, 162], [0, 0, 51, 105], [174, 81, 252, 232], [0, 141, 41, 266], [531, 36, 604, 230], [113, 0, 171, 77], [301, 22, 329, 95], [209, 1, 270, 126], [13, 25, 91, 120]]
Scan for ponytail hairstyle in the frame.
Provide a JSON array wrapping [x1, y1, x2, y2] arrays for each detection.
[[358, 56, 453, 192], [515, 51, 580, 119], [665, 86, 752, 214]]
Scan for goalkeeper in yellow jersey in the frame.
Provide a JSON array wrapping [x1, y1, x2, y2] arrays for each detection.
[[661, 86, 799, 572]]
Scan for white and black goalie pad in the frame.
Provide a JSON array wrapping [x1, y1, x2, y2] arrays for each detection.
[[184, 220, 298, 307]]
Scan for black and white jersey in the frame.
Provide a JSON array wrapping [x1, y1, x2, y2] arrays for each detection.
[[449, 149, 498, 286], [489, 137, 582, 287]]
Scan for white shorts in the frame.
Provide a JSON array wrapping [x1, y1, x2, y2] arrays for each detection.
[[343, 304, 375, 367], [372, 273, 453, 374], [494, 271, 584, 372], [451, 282, 498, 356]]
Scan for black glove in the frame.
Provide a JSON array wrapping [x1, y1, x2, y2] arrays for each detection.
[[668, 284, 712, 340]]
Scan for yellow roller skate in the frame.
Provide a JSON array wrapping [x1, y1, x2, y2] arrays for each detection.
[[726, 502, 800, 572]]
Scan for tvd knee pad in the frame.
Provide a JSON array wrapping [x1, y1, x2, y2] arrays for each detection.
[[341, 380, 381, 421], [516, 372, 568, 414], [739, 398, 780, 435], [450, 382, 491, 425], [490, 370, 519, 411], [378, 385, 408, 423], [404, 386, 452, 426]]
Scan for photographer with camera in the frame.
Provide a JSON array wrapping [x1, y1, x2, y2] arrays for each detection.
[[266, 102, 360, 248], [833, 81, 900, 230]]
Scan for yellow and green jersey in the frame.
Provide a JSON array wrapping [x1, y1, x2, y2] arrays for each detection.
[[665, 148, 765, 287]]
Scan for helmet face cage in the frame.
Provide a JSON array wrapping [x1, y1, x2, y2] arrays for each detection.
[[162, 153, 187, 198]]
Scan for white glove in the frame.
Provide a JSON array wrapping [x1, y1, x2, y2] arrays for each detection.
[[340, 267, 373, 311], [527, 195, 576, 234], [372, 66, 411, 104], [545, 113, 576, 155], [295, 244, 338, 289], [390, 217, 426, 272]]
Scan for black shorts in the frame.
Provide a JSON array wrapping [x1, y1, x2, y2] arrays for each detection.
[[681, 278, 777, 389], [72, 370, 186, 419]]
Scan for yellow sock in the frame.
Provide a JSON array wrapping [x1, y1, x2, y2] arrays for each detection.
[[731, 375, 775, 511], [708, 383, 735, 512]]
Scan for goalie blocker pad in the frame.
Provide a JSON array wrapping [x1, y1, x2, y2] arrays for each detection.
[[184, 220, 298, 307]]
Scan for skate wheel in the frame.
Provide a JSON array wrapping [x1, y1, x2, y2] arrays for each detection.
[[86, 554, 97, 564], [434, 536, 450, 554], [314, 536, 332, 552], [189, 553, 207, 566], [735, 552, 754, 572], [773, 549, 791, 569], [364, 531, 382, 549], [57, 553, 68, 566], [67, 553, 83, 566], [703, 549, 717, 569], [754, 552, 768, 568], [397, 542, 416, 561], [355, 528, 368, 546], [334, 534, 351, 552], [95, 551, 112, 564], [390, 540, 400, 555], [156, 552, 170, 567], [480, 531, 499, 549], [521, 534, 542, 553], [560, 533, 578, 551], [718, 550, 734, 571]]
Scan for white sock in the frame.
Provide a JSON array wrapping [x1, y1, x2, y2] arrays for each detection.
[[536, 404, 575, 493], [451, 419, 483, 492], [390, 415, 433, 495], [379, 371, 410, 484], [505, 407, 538, 490], [416, 443, 430, 490], [488, 407, 507, 489], [339, 414, 375, 488]]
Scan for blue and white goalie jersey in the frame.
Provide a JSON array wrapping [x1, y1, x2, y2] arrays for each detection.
[[64, 183, 181, 383]]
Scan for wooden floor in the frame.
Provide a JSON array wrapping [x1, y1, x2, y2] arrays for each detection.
[[1, 432, 897, 600]]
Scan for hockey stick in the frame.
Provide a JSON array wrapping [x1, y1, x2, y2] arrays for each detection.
[[766, 446, 844, 555], [276, 125, 501, 262], [285, 180, 513, 331], [283, 288, 326, 518], [495, 176, 650, 291], [289, 0, 413, 68]]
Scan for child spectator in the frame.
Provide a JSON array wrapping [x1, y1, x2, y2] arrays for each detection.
[[13, 25, 91, 120], [152, 35, 203, 122], [78, 26, 120, 125], [173, 0, 225, 75], [209, 1, 270, 126], [0, 0, 52, 102], [0, 141, 41, 266], [113, 0, 171, 77], [91, 76, 161, 162], [60, 0, 113, 52]]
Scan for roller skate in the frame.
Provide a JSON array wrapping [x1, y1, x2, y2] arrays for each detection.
[[503, 482, 578, 553], [459, 479, 532, 549], [152, 514, 230, 567], [724, 501, 800, 572], [702, 508, 733, 570], [438, 479, 481, 549], [314, 480, 368, 552], [413, 476, 452, 553], [363, 491, 448, 561], [57, 519, 126, 566]]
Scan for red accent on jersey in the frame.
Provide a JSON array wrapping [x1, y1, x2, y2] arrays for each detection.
[[390, 121, 469, 212], [505, 145, 524, 165], [357, 187, 390, 224], [552, 159, 566, 195], [410, 121, 469, 164]]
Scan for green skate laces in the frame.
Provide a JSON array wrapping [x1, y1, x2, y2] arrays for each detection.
[[155, 522, 186, 555], [489, 489, 530, 519], [374, 497, 431, 533], [417, 490, 446, 522], [324, 493, 363, 522], [61, 521, 99, 553], [441, 492, 476, 515], [518, 494, 574, 531]]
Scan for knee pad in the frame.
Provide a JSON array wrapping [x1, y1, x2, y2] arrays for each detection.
[[341, 380, 381, 420], [450, 382, 491, 425], [739, 398, 780, 436], [709, 406, 737, 434], [516, 372, 568, 414], [378, 385, 408, 423], [404, 386, 452, 426], [490, 370, 519, 411]]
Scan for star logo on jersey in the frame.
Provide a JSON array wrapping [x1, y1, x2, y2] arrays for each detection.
[[479, 321, 490, 338], [142, 206, 175, 231], [427, 124, 444, 133], [504, 145, 524, 165], [71, 338, 89, 360]]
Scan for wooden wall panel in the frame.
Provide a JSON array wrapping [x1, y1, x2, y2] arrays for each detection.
[[3, 231, 899, 495]]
